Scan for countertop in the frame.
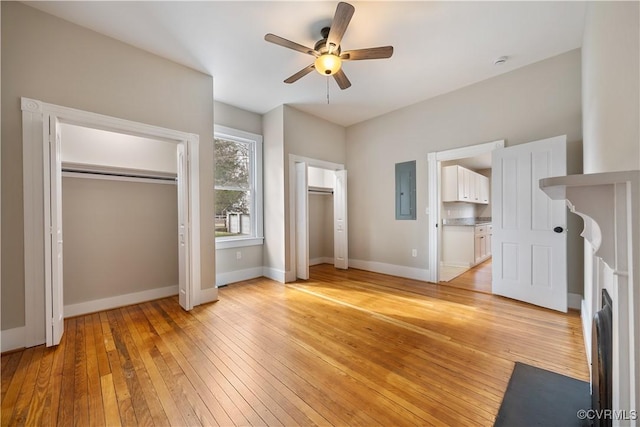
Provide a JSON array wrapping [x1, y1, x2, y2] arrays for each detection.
[[443, 217, 492, 226]]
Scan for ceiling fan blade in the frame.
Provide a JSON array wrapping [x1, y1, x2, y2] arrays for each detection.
[[327, 2, 355, 54], [265, 33, 318, 57], [284, 64, 316, 84], [333, 69, 351, 90], [341, 46, 394, 61]]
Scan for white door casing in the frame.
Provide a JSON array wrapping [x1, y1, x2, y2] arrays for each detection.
[[177, 144, 192, 310], [295, 162, 309, 280], [334, 170, 348, 269], [46, 115, 65, 346], [288, 155, 347, 281], [22, 97, 201, 348], [492, 135, 568, 312], [427, 140, 505, 283]]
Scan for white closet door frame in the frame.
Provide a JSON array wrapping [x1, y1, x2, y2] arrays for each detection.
[[288, 154, 345, 282], [295, 162, 309, 280], [45, 115, 65, 346], [177, 144, 192, 310], [334, 170, 348, 269], [21, 97, 201, 348]]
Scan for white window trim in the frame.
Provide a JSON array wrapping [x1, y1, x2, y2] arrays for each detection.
[[214, 125, 263, 249]]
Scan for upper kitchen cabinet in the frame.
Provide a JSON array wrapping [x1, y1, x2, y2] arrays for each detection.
[[442, 165, 489, 204]]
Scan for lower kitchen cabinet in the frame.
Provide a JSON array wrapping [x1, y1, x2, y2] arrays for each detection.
[[443, 224, 492, 267], [474, 225, 492, 264]]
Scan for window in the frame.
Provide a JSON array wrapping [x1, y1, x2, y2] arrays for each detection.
[[214, 125, 263, 249]]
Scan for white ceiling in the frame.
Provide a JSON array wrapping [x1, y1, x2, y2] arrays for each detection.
[[26, 1, 587, 127]]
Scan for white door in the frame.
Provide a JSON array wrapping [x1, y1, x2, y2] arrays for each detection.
[[47, 116, 64, 346], [492, 135, 567, 312], [334, 170, 348, 269], [295, 162, 309, 279], [177, 144, 192, 310]]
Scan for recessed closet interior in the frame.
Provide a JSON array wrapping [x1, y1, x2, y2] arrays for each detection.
[[60, 123, 179, 311], [307, 166, 335, 266]]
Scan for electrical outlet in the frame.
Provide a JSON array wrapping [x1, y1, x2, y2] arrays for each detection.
[[236, 251, 242, 260], [412, 249, 417, 257]]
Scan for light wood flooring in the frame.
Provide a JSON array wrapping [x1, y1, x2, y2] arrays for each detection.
[[440, 259, 493, 294], [2, 264, 588, 426]]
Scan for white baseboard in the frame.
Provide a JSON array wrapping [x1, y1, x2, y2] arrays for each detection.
[[310, 257, 334, 266], [198, 287, 219, 305], [349, 259, 430, 282], [216, 267, 264, 287], [263, 267, 286, 283], [1, 327, 26, 352], [64, 285, 179, 318], [568, 293, 582, 311]]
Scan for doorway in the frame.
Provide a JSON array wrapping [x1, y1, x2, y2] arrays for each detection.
[[438, 155, 493, 293], [21, 97, 201, 347], [426, 140, 504, 288], [289, 155, 347, 281]]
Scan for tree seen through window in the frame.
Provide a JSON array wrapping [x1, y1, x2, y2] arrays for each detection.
[[215, 138, 252, 237]]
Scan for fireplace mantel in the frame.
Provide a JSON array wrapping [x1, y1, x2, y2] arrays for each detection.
[[541, 171, 639, 426]]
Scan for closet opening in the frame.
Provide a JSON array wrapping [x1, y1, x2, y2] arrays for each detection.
[[21, 97, 201, 347], [289, 155, 347, 281], [60, 123, 181, 319]]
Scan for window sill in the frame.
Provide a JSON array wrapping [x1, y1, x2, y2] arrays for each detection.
[[216, 237, 264, 250]]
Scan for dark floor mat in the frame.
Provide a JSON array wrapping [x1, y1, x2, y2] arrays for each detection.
[[494, 362, 591, 427]]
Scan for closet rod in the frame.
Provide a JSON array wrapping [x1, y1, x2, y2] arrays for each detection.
[[62, 168, 176, 182], [308, 186, 333, 195]]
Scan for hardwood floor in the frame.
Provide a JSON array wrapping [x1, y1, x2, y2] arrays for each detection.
[[2, 264, 588, 426], [440, 259, 493, 294]]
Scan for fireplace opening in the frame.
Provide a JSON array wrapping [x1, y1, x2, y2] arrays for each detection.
[[591, 289, 613, 427]]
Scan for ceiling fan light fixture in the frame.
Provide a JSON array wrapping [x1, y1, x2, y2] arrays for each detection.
[[314, 54, 342, 76]]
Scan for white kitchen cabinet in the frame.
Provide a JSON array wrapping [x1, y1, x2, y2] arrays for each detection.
[[479, 175, 489, 204], [443, 223, 492, 267], [442, 226, 475, 267], [474, 224, 492, 264], [442, 165, 489, 204]]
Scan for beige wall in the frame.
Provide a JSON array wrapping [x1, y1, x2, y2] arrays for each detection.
[[214, 101, 265, 276], [262, 105, 347, 279], [62, 177, 178, 304], [61, 123, 178, 174], [346, 49, 584, 293], [582, 1, 639, 174], [262, 106, 286, 275], [214, 101, 262, 136], [309, 194, 334, 262], [1, 2, 214, 330]]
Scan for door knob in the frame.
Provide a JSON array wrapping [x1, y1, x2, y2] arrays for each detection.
[[553, 226, 564, 233]]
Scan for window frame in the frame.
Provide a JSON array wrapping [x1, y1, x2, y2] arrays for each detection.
[[214, 125, 263, 249]]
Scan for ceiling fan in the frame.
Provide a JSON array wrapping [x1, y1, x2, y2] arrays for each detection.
[[264, 2, 394, 90]]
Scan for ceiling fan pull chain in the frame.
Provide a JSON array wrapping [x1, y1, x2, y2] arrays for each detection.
[[327, 77, 330, 104]]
